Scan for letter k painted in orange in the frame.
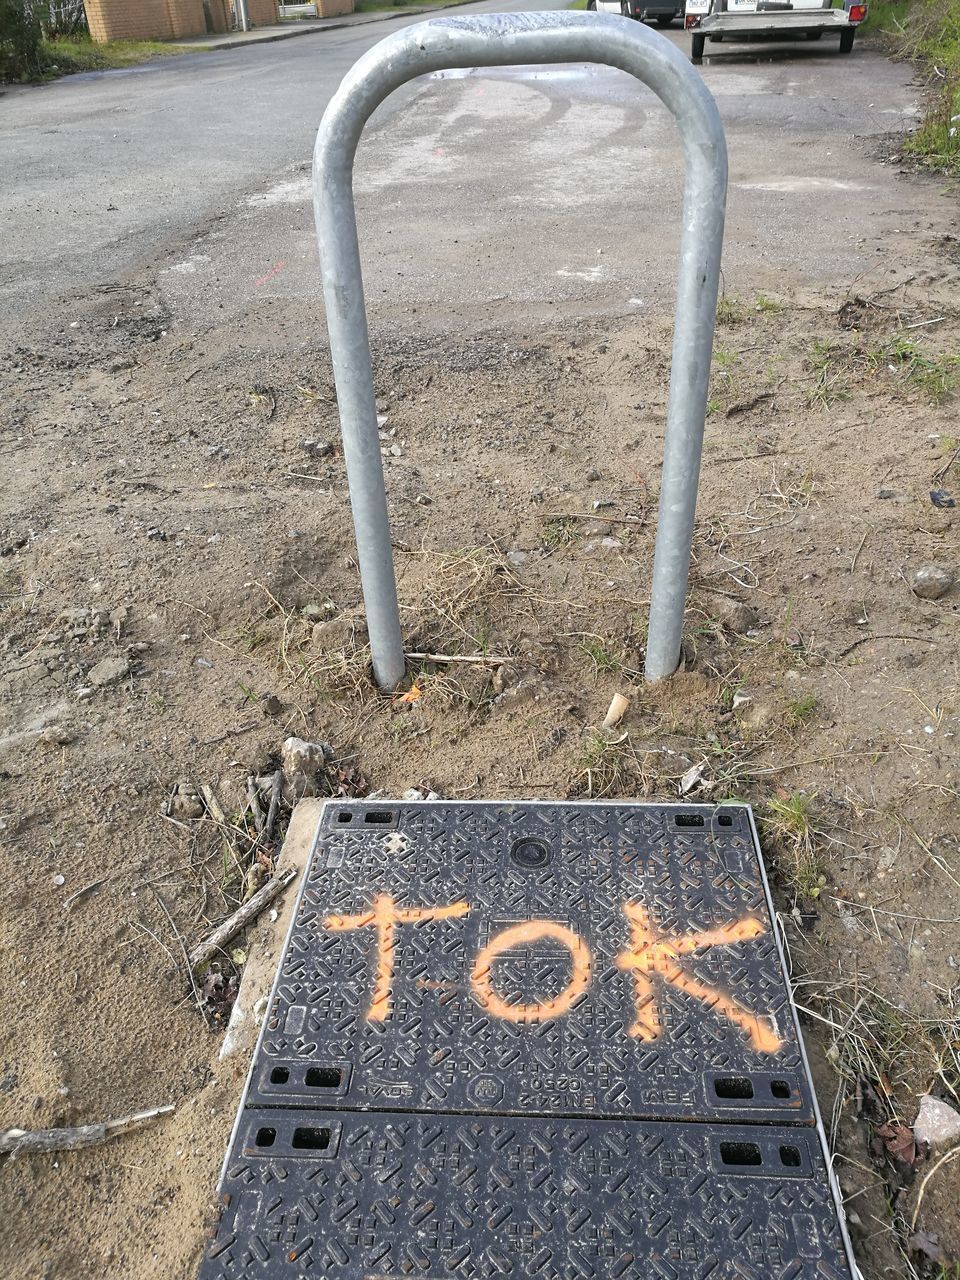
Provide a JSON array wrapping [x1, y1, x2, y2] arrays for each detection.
[[615, 901, 782, 1053]]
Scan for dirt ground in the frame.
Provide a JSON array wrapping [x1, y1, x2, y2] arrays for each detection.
[[2, 126, 960, 1280]]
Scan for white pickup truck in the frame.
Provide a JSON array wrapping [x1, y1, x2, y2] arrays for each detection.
[[683, 0, 868, 62], [590, 0, 683, 25]]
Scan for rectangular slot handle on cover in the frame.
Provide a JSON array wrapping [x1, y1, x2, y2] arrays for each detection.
[[712, 1133, 814, 1178], [305, 1066, 342, 1088], [292, 1127, 331, 1151], [241, 1116, 342, 1160], [708, 1071, 803, 1109], [720, 1141, 763, 1167], [714, 1076, 754, 1100]]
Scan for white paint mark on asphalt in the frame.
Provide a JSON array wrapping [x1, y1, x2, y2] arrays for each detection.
[[557, 265, 605, 282], [701, 72, 778, 96], [247, 178, 311, 207], [168, 254, 210, 274], [736, 177, 875, 193]]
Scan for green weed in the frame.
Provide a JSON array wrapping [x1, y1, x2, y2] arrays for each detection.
[[805, 340, 851, 409], [716, 295, 746, 327], [763, 792, 826, 900], [871, 335, 960, 404], [542, 517, 578, 550], [865, 0, 960, 174], [578, 730, 635, 798], [579, 635, 625, 674], [784, 694, 818, 729]]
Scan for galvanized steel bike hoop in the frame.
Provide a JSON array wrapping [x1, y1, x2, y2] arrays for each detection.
[[313, 11, 727, 691]]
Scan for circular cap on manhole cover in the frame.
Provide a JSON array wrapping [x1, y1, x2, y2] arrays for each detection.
[[509, 836, 551, 868]]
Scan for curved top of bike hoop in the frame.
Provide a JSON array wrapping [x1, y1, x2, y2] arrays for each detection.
[[313, 11, 727, 691]]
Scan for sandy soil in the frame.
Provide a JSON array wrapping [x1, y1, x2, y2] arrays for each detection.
[[2, 125, 960, 1280]]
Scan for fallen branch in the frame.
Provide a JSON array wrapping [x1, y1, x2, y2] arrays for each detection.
[[911, 1143, 960, 1230], [725, 391, 774, 418], [200, 781, 242, 874], [933, 442, 960, 488], [406, 651, 513, 666], [539, 511, 646, 524], [200, 781, 230, 828], [264, 770, 282, 843], [836, 633, 936, 659], [0, 1105, 174, 1156], [246, 775, 265, 836], [189, 867, 297, 973]]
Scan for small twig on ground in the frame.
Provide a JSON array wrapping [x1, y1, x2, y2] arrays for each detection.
[[199, 782, 229, 828], [911, 1144, 960, 1230], [406, 651, 513, 666], [200, 782, 243, 874], [828, 897, 960, 925], [933, 443, 960, 487], [539, 511, 646, 524], [246, 776, 264, 836], [189, 867, 296, 973], [850, 530, 869, 573], [62, 877, 110, 913], [264, 771, 282, 843], [837, 634, 936, 659], [153, 891, 207, 1020], [199, 721, 257, 746], [0, 1105, 174, 1156], [725, 391, 774, 418]]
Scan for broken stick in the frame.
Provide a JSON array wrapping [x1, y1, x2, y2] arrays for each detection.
[[189, 867, 297, 972], [0, 1105, 174, 1156], [263, 770, 282, 843]]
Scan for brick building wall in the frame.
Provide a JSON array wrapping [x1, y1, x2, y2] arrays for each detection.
[[85, 0, 171, 41], [84, 0, 224, 41], [165, 0, 207, 36], [207, 0, 231, 32], [246, 0, 278, 25]]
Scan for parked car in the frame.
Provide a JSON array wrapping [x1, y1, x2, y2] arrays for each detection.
[[587, 0, 683, 27], [683, 0, 867, 62]]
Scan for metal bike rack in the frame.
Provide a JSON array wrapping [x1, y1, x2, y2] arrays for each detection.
[[313, 11, 727, 690]]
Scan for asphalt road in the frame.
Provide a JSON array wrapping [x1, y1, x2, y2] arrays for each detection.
[[0, 6, 940, 346], [0, 0, 564, 335]]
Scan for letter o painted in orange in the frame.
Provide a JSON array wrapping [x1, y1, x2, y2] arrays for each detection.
[[471, 921, 592, 1023]]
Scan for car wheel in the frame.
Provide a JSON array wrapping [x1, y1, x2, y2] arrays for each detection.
[[839, 26, 855, 52], [691, 31, 705, 61], [586, 0, 596, 9], [620, 1, 632, 15]]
